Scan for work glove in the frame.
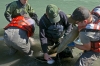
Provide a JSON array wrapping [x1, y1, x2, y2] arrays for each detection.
[[67, 42, 75, 47]]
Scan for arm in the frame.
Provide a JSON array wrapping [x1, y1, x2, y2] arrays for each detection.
[[68, 40, 91, 51], [27, 4, 39, 26], [39, 15, 52, 60], [64, 22, 72, 36], [39, 18, 48, 53], [4, 3, 14, 22], [60, 11, 72, 36], [75, 42, 91, 50], [76, 32, 91, 51]]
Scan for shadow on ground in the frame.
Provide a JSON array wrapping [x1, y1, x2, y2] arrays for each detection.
[[0, 36, 99, 66], [0, 36, 82, 66]]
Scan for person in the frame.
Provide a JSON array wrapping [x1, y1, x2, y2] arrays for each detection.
[[39, 4, 72, 61], [67, 6, 100, 66], [3, 14, 35, 56], [4, 0, 39, 26]]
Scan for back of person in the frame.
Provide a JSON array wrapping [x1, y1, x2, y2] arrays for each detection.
[[4, 15, 35, 37], [3, 15, 35, 56]]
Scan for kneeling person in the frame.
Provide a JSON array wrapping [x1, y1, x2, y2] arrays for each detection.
[[4, 15, 35, 57], [39, 4, 72, 61]]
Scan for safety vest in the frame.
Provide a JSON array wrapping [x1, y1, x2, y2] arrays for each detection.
[[91, 41, 100, 53], [85, 21, 100, 30], [91, 5, 100, 18], [85, 19, 100, 52], [4, 16, 33, 37]]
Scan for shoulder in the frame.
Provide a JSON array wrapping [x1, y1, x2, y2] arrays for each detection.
[[10, 1, 17, 6], [39, 14, 50, 26], [40, 14, 48, 21], [79, 31, 90, 44], [25, 3, 34, 10], [25, 3, 31, 7], [6, 1, 17, 8], [6, 1, 17, 9], [79, 29, 98, 40], [59, 10, 68, 19], [79, 29, 91, 39], [59, 10, 66, 16]]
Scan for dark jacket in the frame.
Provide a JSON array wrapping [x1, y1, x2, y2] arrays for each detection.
[[39, 11, 72, 53]]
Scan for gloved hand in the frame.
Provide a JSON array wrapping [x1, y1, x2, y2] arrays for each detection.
[[67, 42, 75, 47]]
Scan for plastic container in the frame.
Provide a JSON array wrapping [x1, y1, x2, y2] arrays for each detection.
[[47, 59, 55, 64]]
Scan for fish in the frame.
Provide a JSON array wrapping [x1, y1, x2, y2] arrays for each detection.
[[57, 26, 79, 53]]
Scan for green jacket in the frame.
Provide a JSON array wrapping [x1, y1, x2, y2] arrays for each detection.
[[4, 1, 39, 25]]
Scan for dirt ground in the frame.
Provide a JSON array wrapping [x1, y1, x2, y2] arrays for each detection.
[[0, 36, 100, 66], [0, 36, 82, 66]]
